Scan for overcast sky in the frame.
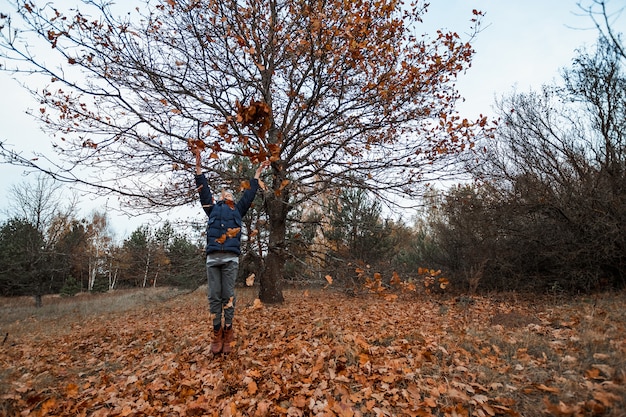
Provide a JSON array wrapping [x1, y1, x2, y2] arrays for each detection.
[[0, 0, 622, 238]]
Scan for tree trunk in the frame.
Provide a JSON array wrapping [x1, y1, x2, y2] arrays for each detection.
[[259, 192, 287, 303], [109, 266, 118, 291], [142, 253, 151, 288], [153, 264, 159, 288], [260, 250, 285, 303], [88, 257, 96, 291]]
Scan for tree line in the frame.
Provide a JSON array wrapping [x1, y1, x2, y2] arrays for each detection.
[[0, 194, 207, 306]]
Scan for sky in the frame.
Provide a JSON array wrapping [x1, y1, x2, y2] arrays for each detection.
[[0, 0, 622, 239]]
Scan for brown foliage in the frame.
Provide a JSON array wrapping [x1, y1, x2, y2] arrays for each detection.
[[1, 289, 625, 416]]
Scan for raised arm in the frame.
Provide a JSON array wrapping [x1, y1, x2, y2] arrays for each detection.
[[236, 160, 270, 216], [255, 160, 270, 179], [192, 148, 213, 216], [195, 150, 203, 175]]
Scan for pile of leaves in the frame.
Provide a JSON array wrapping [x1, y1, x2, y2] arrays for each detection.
[[1, 288, 625, 416]]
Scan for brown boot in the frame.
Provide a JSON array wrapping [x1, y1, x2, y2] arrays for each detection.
[[211, 327, 223, 355], [222, 326, 234, 354]]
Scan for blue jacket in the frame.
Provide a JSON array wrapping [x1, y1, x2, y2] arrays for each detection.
[[195, 174, 260, 255]]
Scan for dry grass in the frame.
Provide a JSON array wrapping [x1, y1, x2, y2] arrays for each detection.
[[0, 287, 190, 340]]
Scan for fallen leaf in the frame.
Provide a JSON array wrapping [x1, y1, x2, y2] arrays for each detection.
[[246, 273, 255, 287]]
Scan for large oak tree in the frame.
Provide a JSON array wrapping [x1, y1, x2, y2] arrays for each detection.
[[0, 0, 487, 302]]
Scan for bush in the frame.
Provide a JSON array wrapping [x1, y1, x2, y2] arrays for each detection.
[[60, 276, 81, 297]]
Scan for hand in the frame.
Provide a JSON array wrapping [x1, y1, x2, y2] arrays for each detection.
[[254, 160, 271, 179]]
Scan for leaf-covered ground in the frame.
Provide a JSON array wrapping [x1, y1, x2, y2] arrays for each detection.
[[1, 288, 625, 416]]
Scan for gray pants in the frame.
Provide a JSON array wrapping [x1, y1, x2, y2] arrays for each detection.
[[206, 252, 239, 328]]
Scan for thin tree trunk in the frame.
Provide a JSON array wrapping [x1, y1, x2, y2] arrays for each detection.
[[109, 261, 118, 290], [153, 264, 159, 288], [88, 258, 96, 291], [142, 253, 151, 288]]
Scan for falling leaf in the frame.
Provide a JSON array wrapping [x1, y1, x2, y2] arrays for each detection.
[[279, 179, 290, 190], [268, 143, 281, 160], [390, 271, 401, 286], [235, 99, 272, 139], [246, 273, 255, 287], [325, 275, 333, 284], [226, 227, 240, 238], [187, 138, 206, 152]]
